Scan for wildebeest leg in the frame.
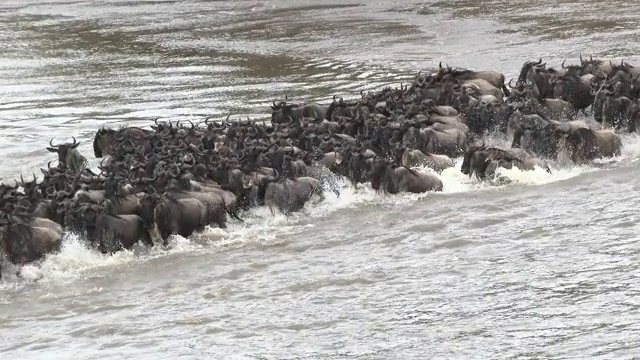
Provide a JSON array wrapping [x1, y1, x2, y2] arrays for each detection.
[[162, 238, 170, 247], [310, 196, 324, 207], [139, 232, 154, 248], [268, 204, 276, 216], [216, 214, 227, 229], [225, 205, 243, 222]]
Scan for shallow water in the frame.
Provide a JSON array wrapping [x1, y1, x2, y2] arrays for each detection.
[[2, 0, 640, 359]]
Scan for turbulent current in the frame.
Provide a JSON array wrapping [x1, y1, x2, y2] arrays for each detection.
[[2, 1, 640, 359]]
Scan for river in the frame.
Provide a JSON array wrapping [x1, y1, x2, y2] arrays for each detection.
[[1, 0, 640, 359]]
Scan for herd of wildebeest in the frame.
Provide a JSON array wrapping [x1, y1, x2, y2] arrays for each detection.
[[1, 55, 638, 278]]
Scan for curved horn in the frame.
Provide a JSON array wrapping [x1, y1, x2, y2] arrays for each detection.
[[45, 186, 56, 197], [561, 59, 567, 69], [508, 78, 516, 89]]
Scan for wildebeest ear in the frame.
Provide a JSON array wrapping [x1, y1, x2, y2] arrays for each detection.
[[46, 147, 58, 153], [70, 142, 80, 149]]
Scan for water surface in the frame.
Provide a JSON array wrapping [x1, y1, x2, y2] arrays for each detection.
[[2, 1, 640, 359]]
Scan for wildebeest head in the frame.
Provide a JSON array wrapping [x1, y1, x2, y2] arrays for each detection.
[[557, 127, 598, 163], [271, 98, 299, 124], [19, 173, 39, 199], [579, 54, 601, 73], [517, 58, 543, 83], [369, 158, 395, 191], [139, 192, 160, 230], [81, 204, 102, 230], [506, 79, 536, 105], [552, 74, 578, 102], [434, 61, 454, 81], [47, 136, 87, 173], [460, 142, 486, 175]]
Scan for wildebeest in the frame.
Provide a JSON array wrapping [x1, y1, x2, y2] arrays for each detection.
[[600, 84, 640, 132], [517, 58, 553, 99], [270, 100, 327, 124], [0, 212, 62, 278], [435, 62, 511, 97], [139, 193, 209, 245], [47, 137, 87, 173], [262, 176, 327, 215], [422, 126, 468, 158], [93, 126, 151, 158], [165, 187, 229, 229], [461, 143, 551, 181], [399, 148, 455, 173], [81, 202, 152, 254], [552, 71, 594, 112], [556, 127, 622, 164], [370, 159, 443, 194], [461, 79, 505, 100]]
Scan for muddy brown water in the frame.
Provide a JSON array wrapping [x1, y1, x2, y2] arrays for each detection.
[[2, 1, 640, 359]]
